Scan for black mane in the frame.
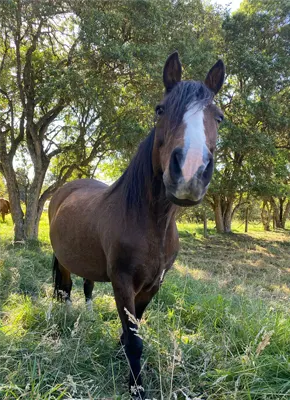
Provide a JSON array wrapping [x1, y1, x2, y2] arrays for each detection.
[[108, 129, 156, 212]]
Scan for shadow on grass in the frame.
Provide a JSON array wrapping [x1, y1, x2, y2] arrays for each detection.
[[177, 228, 290, 305], [0, 241, 52, 309]]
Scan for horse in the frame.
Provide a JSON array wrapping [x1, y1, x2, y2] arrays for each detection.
[[49, 52, 225, 398], [0, 198, 10, 222]]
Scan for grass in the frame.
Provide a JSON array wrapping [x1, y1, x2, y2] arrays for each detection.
[[0, 213, 290, 399]]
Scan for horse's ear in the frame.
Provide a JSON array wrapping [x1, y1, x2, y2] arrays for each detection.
[[163, 51, 182, 93], [204, 60, 225, 95]]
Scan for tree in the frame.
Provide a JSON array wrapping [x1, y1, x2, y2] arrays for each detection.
[[0, 0, 130, 240], [5, 0, 287, 240], [0, 0, 79, 239], [207, 0, 290, 233]]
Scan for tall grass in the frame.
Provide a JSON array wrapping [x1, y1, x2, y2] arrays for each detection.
[[0, 213, 290, 399]]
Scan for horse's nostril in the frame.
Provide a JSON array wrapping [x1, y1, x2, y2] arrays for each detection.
[[202, 156, 214, 186], [169, 148, 183, 183]]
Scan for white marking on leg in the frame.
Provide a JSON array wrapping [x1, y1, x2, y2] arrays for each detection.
[[65, 297, 72, 311], [86, 299, 93, 311], [182, 104, 207, 182]]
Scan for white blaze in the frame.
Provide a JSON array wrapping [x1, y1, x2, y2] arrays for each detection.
[[182, 105, 206, 182]]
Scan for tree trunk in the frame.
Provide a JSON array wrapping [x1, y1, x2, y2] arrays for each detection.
[[203, 209, 208, 238], [261, 201, 271, 231], [1, 158, 25, 241], [270, 197, 283, 228], [213, 195, 224, 233], [270, 197, 289, 229], [279, 198, 284, 226], [245, 207, 249, 233], [282, 200, 290, 229], [24, 162, 48, 240], [1, 150, 49, 241], [212, 195, 234, 233], [223, 199, 234, 233]]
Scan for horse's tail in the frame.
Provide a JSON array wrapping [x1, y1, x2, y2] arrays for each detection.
[[52, 254, 62, 300]]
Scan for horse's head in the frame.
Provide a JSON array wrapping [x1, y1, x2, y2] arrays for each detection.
[[153, 52, 225, 206]]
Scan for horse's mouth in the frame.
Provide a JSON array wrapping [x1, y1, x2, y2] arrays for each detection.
[[166, 192, 202, 207]]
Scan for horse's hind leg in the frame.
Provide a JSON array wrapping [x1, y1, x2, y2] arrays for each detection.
[[83, 278, 94, 310], [52, 254, 73, 305], [112, 276, 144, 399], [1, 211, 5, 222]]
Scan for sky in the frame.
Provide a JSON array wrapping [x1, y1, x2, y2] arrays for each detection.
[[215, 0, 242, 11]]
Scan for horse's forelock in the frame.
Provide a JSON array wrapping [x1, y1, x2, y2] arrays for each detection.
[[164, 81, 213, 131]]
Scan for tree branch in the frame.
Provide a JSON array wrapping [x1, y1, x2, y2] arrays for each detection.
[[0, 29, 9, 75], [37, 102, 65, 140], [14, 0, 25, 108], [0, 88, 15, 141]]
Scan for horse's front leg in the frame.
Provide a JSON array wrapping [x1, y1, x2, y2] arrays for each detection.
[[112, 275, 145, 399], [134, 285, 160, 320], [119, 284, 160, 346]]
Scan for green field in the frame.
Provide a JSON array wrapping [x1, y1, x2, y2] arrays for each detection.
[[0, 213, 290, 399]]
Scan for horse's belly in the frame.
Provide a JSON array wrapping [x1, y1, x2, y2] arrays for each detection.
[[50, 219, 109, 282], [61, 253, 109, 282]]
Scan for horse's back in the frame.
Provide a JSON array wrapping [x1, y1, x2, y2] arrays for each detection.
[[49, 179, 108, 222]]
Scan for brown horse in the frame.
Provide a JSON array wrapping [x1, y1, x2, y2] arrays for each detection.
[[0, 198, 10, 222], [49, 52, 225, 398]]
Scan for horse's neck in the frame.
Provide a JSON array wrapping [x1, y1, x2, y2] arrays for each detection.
[[148, 175, 177, 230], [148, 176, 178, 271]]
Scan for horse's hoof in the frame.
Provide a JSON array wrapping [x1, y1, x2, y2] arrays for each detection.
[[130, 393, 145, 399], [130, 386, 145, 400], [130, 392, 145, 399]]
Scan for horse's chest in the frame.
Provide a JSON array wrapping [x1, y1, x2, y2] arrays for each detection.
[[106, 220, 179, 291], [139, 229, 178, 282]]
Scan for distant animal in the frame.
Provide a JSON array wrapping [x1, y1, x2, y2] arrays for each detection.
[[0, 198, 10, 222], [49, 52, 225, 399]]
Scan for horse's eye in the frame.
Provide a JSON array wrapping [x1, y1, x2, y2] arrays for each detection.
[[155, 105, 164, 116], [216, 114, 224, 124]]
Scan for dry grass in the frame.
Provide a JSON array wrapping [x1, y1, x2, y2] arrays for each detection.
[[0, 214, 290, 399], [177, 224, 290, 304]]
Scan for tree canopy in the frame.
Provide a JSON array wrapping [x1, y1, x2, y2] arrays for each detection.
[[0, 0, 289, 240]]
